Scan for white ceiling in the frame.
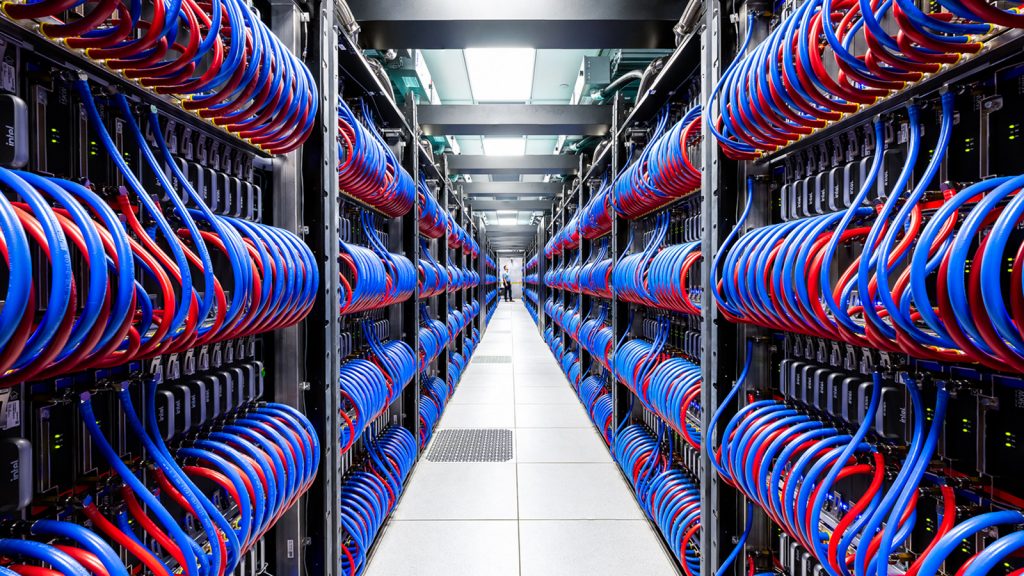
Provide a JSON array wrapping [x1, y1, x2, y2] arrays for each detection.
[[422, 48, 598, 175], [420, 49, 598, 227]]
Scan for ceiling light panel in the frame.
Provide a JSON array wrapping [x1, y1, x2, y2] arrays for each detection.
[[483, 136, 526, 156], [464, 47, 536, 102]]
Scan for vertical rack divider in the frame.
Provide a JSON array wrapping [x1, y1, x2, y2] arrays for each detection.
[[305, 5, 339, 573], [267, 2, 308, 571], [398, 95, 422, 448], [477, 218, 488, 335], [437, 167, 451, 390], [609, 92, 631, 431], [700, 2, 740, 573], [536, 218, 548, 333]]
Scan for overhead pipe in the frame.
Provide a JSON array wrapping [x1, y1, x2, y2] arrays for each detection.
[[674, 0, 703, 42], [590, 69, 644, 102]]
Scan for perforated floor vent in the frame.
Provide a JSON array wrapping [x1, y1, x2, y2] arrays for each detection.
[[473, 355, 512, 363], [426, 429, 513, 462]]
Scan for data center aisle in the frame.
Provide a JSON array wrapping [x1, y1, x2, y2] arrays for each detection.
[[365, 301, 677, 576]]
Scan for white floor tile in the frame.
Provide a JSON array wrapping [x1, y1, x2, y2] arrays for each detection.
[[516, 428, 612, 463], [362, 306, 673, 574], [516, 386, 580, 405], [439, 403, 516, 428], [518, 463, 645, 520], [519, 520, 678, 576], [450, 385, 515, 405], [515, 369, 569, 386], [366, 520, 519, 576], [465, 362, 515, 375], [515, 403, 594, 428], [395, 462, 518, 520], [514, 351, 560, 362]]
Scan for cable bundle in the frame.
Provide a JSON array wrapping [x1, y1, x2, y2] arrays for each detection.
[[562, 255, 583, 292], [419, 375, 453, 447], [544, 213, 580, 258], [339, 322, 416, 453], [340, 425, 416, 576], [613, 322, 702, 444], [464, 233, 480, 259], [613, 106, 702, 220], [524, 289, 540, 324], [0, 83, 316, 385], [418, 241, 448, 298], [448, 351, 467, 388], [465, 328, 481, 359], [465, 301, 481, 330], [448, 266, 470, 291], [337, 99, 415, 217], [447, 308, 466, 340], [447, 219, 469, 250], [544, 260, 562, 289], [2, 0, 316, 154], [581, 178, 614, 239], [487, 254, 498, 272], [67, 379, 319, 576], [580, 239, 613, 298], [612, 212, 702, 315], [545, 255, 581, 291], [486, 290, 499, 324], [706, 348, 974, 576], [615, 425, 701, 575], [543, 322, 564, 358], [559, 348, 581, 389], [578, 374, 614, 444], [712, 95, 1024, 370], [448, 220, 480, 258], [705, 1, 1020, 159], [447, 265, 480, 291], [418, 176, 448, 238], [646, 356, 702, 450], [418, 306, 448, 371], [338, 212, 416, 315], [578, 306, 614, 369], [546, 299, 581, 340]]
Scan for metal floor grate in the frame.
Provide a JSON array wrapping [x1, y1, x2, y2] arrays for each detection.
[[426, 429, 513, 462], [473, 355, 512, 363]]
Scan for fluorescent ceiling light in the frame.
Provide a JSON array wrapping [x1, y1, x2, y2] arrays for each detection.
[[464, 47, 535, 102], [498, 217, 518, 226], [483, 136, 526, 156]]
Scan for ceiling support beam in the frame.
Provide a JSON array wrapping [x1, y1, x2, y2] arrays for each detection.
[[448, 155, 579, 175], [462, 182, 563, 196], [347, 0, 684, 49], [468, 200, 553, 211], [421, 105, 612, 137], [486, 225, 539, 236]]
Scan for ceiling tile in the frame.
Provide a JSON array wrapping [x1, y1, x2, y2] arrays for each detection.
[[530, 50, 600, 104], [455, 136, 484, 155], [524, 136, 559, 155], [421, 50, 474, 104]]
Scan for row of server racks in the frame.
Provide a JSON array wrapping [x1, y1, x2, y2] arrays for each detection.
[[524, 1, 1024, 575], [311, 13, 498, 576], [0, 0, 498, 573]]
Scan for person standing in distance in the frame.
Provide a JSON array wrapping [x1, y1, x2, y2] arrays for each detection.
[[502, 265, 513, 302]]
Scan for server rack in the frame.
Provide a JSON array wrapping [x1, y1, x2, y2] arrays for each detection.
[[322, 22, 492, 570], [0, 0, 321, 573]]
